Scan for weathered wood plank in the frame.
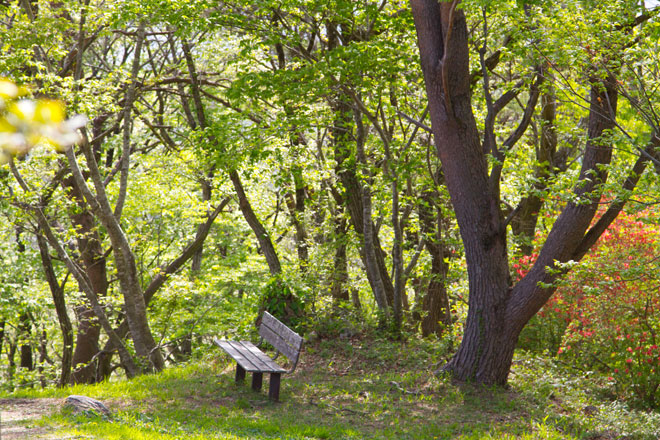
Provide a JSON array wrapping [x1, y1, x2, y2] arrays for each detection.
[[259, 312, 303, 364], [214, 339, 285, 373], [261, 312, 303, 347], [239, 341, 285, 372], [258, 325, 301, 363], [215, 340, 260, 371]]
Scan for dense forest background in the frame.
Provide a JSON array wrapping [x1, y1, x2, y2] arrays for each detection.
[[1, 0, 660, 410]]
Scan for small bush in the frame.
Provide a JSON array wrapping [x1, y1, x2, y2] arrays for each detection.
[[259, 275, 306, 333]]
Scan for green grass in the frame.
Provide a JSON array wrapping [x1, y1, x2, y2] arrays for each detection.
[[5, 335, 660, 439]]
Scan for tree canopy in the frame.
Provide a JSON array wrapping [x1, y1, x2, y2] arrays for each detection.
[[0, 0, 658, 406]]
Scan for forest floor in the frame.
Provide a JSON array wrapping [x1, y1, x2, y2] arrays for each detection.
[[0, 398, 60, 439], [0, 333, 658, 439]]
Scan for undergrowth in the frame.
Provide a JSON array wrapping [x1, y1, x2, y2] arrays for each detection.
[[3, 334, 659, 439]]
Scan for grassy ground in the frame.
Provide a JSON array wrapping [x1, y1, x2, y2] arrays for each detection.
[[3, 334, 660, 439]]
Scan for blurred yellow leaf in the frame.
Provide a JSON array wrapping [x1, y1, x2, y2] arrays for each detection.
[[35, 100, 65, 123], [8, 99, 36, 120], [0, 80, 18, 99], [0, 79, 86, 162], [0, 117, 13, 132]]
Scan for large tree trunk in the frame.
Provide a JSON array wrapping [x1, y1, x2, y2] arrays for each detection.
[[412, 0, 626, 384], [65, 143, 164, 374], [71, 307, 100, 383], [412, 1, 511, 383], [62, 175, 109, 384]]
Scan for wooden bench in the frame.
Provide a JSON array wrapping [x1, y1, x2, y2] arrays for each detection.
[[214, 311, 303, 401]]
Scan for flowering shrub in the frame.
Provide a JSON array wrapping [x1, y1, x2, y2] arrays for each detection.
[[517, 209, 660, 407]]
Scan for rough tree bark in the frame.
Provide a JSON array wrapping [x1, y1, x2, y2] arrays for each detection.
[[330, 214, 350, 304], [62, 174, 108, 384], [19, 312, 33, 371], [66, 140, 165, 373], [411, 0, 643, 384]]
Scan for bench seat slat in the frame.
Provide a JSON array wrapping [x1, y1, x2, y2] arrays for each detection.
[[215, 339, 286, 373]]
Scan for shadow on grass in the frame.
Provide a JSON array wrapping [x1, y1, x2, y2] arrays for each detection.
[[10, 338, 658, 439]]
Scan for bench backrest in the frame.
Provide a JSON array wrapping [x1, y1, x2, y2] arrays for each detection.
[[259, 311, 303, 369]]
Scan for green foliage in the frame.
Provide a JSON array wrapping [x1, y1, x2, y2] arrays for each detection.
[[0, 0, 658, 417], [519, 207, 660, 408], [259, 275, 306, 333]]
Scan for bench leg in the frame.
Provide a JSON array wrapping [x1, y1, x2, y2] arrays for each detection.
[[235, 364, 246, 383], [252, 372, 263, 391], [269, 373, 281, 402]]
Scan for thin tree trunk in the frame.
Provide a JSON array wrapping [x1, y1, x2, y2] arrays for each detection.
[[182, 40, 216, 275], [8, 342, 16, 381], [511, 83, 558, 254], [331, 96, 394, 314], [361, 183, 389, 315], [419, 191, 451, 337], [284, 165, 309, 270], [391, 177, 404, 331], [38, 329, 49, 388], [15, 229, 34, 372], [35, 234, 73, 386], [19, 312, 33, 371], [229, 170, 282, 275], [330, 215, 350, 304], [354, 109, 389, 316], [191, 170, 214, 274], [181, 39, 282, 277], [0, 321, 4, 360]]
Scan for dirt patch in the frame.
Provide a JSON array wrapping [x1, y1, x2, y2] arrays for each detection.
[[0, 398, 60, 439]]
